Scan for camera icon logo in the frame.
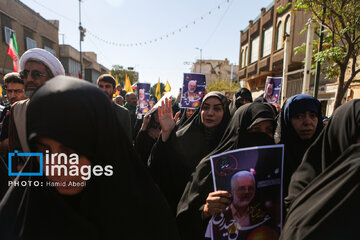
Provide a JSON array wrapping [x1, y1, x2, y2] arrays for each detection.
[[8, 150, 43, 176]]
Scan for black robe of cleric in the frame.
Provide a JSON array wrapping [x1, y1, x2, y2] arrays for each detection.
[[148, 92, 231, 215], [274, 94, 323, 199], [176, 102, 276, 240], [281, 99, 360, 240], [0, 76, 180, 240]]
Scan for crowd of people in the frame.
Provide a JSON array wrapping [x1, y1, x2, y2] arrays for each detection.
[[0, 48, 358, 239]]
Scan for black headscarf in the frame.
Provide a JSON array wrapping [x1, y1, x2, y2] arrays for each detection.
[[148, 91, 231, 214], [0, 76, 180, 240], [228, 88, 253, 116], [274, 94, 323, 199], [176, 102, 276, 240], [281, 99, 360, 239]]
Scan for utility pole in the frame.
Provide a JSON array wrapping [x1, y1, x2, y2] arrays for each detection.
[[281, 34, 290, 106], [230, 63, 234, 91], [302, 19, 315, 94], [314, 7, 326, 98]]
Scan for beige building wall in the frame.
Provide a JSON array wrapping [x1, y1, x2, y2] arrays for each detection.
[[191, 58, 239, 86]]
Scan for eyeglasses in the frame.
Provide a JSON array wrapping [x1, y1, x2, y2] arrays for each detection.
[[20, 70, 47, 80], [6, 89, 24, 94]]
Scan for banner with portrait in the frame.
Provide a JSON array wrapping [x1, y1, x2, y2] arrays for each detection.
[[137, 83, 151, 115], [207, 145, 284, 240], [180, 73, 206, 109], [263, 77, 282, 104]]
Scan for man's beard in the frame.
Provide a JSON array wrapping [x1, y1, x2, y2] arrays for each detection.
[[25, 82, 39, 97], [9, 97, 18, 104], [25, 89, 35, 98]]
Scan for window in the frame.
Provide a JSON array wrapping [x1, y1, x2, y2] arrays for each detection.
[[250, 36, 259, 63], [240, 50, 244, 68], [276, 21, 283, 50], [262, 26, 273, 57], [4, 26, 15, 45], [285, 15, 291, 35], [44, 46, 56, 56], [69, 58, 81, 76], [26, 37, 37, 50], [244, 47, 248, 67]]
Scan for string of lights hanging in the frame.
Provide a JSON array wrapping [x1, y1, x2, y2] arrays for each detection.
[[29, 0, 230, 48], [87, 0, 231, 47]]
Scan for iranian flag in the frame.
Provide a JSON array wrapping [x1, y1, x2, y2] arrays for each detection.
[[7, 32, 20, 72]]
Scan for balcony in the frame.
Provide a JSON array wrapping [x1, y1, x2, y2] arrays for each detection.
[[259, 56, 270, 71], [239, 68, 246, 78], [247, 62, 258, 76], [272, 49, 284, 64]]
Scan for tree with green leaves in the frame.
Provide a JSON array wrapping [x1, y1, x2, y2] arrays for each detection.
[[294, 0, 360, 110], [110, 65, 138, 87], [207, 78, 239, 93]]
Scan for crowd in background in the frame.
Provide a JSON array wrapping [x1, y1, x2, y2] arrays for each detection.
[[0, 48, 359, 240]]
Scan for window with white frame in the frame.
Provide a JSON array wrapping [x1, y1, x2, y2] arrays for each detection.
[[244, 46, 248, 67], [262, 26, 273, 57], [285, 15, 291, 35], [250, 36, 259, 63], [44, 46, 56, 56], [4, 26, 15, 45], [240, 49, 244, 68], [26, 37, 37, 50], [276, 21, 283, 50]]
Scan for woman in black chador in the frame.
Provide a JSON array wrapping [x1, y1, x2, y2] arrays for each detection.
[[135, 110, 161, 165], [0, 76, 180, 240], [274, 94, 323, 199], [148, 92, 231, 215], [176, 102, 276, 240], [281, 99, 360, 240]]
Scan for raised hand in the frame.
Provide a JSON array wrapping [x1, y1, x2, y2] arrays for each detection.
[[158, 98, 175, 141], [140, 114, 151, 131]]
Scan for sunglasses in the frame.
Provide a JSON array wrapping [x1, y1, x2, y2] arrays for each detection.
[[20, 70, 47, 80]]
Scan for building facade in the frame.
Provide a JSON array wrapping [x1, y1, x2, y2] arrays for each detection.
[[238, 0, 338, 116], [191, 58, 238, 86], [59, 45, 109, 84], [0, 0, 59, 78]]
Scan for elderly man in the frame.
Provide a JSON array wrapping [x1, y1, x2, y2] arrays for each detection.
[[0, 73, 27, 156], [97, 74, 132, 142], [8, 48, 65, 168], [113, 95, 124, 106], [206, 171, 263, 239], [183, 80, 200, 102], [230, 171, 256, 226]]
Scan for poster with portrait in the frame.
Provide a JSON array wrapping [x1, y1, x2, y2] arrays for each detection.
[[180, 73, 206, 109], [263, 77, 282, 104], [207, 145, 284, 240], [137, 83, 151, 114]]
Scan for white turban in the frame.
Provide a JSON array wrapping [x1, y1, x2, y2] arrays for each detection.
[[19, 48, 65, 76]]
